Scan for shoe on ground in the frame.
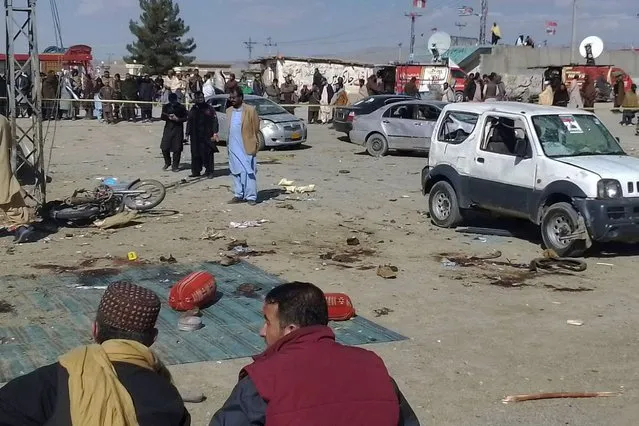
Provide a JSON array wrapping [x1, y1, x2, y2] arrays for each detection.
[[163, 164, 170, 170], [228, 197, 245, 204], [189, 173, 201, 178], [247, 200, 257, 206]]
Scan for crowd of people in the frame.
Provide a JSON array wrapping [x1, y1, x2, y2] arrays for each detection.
[[0, 280, 419, 425]]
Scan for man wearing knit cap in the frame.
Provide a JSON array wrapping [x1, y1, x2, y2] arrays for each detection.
[[0, 281, 191, 425]]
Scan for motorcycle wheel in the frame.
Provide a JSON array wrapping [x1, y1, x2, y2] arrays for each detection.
[[124, 179, 166, 211], [49, 204, 101, 220]]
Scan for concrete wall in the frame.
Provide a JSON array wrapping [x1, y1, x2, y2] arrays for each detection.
[[479, 46, 639, 78]]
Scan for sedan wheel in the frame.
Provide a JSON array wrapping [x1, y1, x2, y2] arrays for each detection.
[[366, 134, 389, 157]]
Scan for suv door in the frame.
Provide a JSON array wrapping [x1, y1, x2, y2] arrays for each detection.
[[381, 104, 418, 149], [468, 114, 537, 216]]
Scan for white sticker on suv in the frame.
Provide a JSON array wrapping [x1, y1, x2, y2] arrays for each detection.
[[559, 115, 583, 133]]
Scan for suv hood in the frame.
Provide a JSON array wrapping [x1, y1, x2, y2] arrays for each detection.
[[556, 155, 639, 178]]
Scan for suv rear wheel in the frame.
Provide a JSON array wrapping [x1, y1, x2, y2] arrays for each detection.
[[541, 202, 587, 257], [428, 181, 462, 228]]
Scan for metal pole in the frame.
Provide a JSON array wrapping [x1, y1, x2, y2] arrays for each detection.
[[570, 0, 577, 64], [479, 0, 488, 44], [410, 14, 415, 61]]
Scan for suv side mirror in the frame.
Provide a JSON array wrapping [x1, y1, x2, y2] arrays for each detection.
[[616, 136, 621, 143], [514, 139, 529, 157]]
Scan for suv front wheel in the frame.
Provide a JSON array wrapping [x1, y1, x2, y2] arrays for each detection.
[[428, 181, 462, 228], [540, 202, 587, 257]]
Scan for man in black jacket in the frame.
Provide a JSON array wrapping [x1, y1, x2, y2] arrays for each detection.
[[186, 91, 219, 178], [0, 281, 190, 426]]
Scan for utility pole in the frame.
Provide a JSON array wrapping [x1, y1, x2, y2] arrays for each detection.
[[405, 12, 422, 63], [570, 0, 577, 64], [454, 21, 467, 35], [479, 0, 488, 44], [5, 0, 45, 205], [264, 37, 277, 57], [243, 37, 258, 61]]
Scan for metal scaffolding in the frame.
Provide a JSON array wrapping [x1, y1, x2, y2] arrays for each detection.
[[5, 0, 46, 205]]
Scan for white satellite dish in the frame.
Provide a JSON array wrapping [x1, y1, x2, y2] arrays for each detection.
[[579, 36, 604, 59], [427, 31, 451, 63]]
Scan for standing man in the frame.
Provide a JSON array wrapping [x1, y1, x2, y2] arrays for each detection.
[[160, 93, 188, 172], [209, 281, 419, 426], [99, 80, 116, 124], [614, 74, 626, 108], [491, 22, 501, 45], [265, 78, 281, 103], [188, 69, 204, 101], [226, 86, 260, 205], [224, 73, 238, 94], [121, 73, 138, 121], [404, 77, 419, 97], [0, 281, 191, 425], [441, 82, 455, 102], [138, 74, 156, 122], [186, 91, 219, 178]]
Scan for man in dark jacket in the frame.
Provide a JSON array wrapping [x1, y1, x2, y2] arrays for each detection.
[[160, 92, 188, 172], [209, 282, 420, 426], [121, 73, 138, 121], [139, 74, 156, 122], [186, 91, 219, 178], [0, 281, 190, 425]]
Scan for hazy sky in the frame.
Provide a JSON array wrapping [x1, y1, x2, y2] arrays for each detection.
[[5, 0, 639, 61]]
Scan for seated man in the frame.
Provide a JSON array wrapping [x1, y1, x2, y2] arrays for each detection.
[[210, 281, 420, 426], [0, 114, 34, 243], [0, 281, 191, 426]]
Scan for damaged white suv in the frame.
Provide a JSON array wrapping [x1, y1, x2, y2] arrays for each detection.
[[422, 102, 639, 257]]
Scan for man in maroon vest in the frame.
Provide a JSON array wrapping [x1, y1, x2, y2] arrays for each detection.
[[209, 281, 419, 426]]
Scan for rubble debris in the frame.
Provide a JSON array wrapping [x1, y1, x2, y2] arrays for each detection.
[[456, 227, 514, 237], [0, 300, 15, 313], [567, 320, 584, 326], [544, 284, 593, 292], [180, 391, 206, 403], [346, 237, 360, 246], [377, 265, 399, 279], [502, 391, 618, 403], [229, 220, 268, 229], [219, 255, 240, 266], [276, 203, 295, 210], [374, 307, 393, 317], [284, 184, 315, 194], [233, 283, 263, 298], [338, 170, 350, 174], [94, 211, 139, 229], [160, 255, 177, 264], [227, 239, 248, 250], [277, 178, 294, 186], [201, 227, 224, 240]]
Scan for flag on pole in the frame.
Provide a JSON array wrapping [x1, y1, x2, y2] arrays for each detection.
[[545, 21, 557, 35], [458, 6, 474, 16], [413, 0, 426, 8]]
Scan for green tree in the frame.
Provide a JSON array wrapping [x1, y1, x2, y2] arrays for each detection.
[[125, 0, 196, 75]]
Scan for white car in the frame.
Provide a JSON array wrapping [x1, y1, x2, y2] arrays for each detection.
[[207, 95, 307, 149], [422, 102, 637, 257]]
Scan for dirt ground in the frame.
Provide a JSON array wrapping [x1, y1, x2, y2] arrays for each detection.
[[2, 105, 639, 425]]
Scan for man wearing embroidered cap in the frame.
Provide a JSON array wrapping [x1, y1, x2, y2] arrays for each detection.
[[0, 281, 190, 425]]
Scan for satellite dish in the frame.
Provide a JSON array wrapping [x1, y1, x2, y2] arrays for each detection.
[[428, 31, 451, 63], [579, 36, 604, 65]]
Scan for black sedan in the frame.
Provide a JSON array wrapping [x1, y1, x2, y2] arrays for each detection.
[[333, 94, 414, 135]]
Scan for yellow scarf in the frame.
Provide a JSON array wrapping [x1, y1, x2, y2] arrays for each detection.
[[59, 339, 172, 426]]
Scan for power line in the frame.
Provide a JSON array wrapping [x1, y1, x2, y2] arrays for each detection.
[[243, 37, 258, 61]]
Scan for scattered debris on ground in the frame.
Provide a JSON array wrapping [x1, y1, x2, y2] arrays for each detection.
[[374, 307, 393, 317], [567, 320, 584, 326], [227, 240, 248, 250], [320, 247, 376, 264], [277, 178, 316, 193], [229, 220, 269, 229], [436, 250, 589, 290], [346, 237, 360, 246], [233, 283, 263, 299], [502, 391, 619, 403], [160, 255, 177, 264], [0, 300, 15, 313], [201, 227, 224, 240], [219, 255, 240, 266], [377, 264, 399, 279]]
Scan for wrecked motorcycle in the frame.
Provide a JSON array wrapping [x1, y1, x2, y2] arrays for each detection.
[[46, 177, 166, 225]]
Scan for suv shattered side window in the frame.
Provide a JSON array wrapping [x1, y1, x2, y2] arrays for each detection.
[[438, 111, 479, 144]]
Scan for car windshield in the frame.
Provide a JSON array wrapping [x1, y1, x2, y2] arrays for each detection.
[[244, 98, 289, 116], [532, 114, 625, 157]]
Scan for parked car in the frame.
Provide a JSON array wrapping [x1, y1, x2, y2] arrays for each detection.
[[348, 100, 451, 157], [207, 95, 307, 149], [422, 102, 637, 257], [333, 94, 413, 136]]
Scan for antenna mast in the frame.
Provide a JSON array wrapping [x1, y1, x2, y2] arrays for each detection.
[[243, 37, 258, 61], [405, 12, 422, 63], [479, 0, 488, 44]]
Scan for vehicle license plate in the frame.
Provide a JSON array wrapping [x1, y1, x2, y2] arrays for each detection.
[[291, 132, 301, 140]]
